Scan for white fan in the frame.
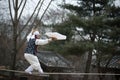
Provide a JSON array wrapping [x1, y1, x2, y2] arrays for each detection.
[[45, 32, 67, 40]]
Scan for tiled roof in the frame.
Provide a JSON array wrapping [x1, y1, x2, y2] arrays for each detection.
[[92, 55, 120, 69], [107, 55, 120, 69], [36, 51, 72, 68]]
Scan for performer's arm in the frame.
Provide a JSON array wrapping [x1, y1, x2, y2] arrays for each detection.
[[26, 32, 33, 41], [26, 28, 36, 41], [35, 38, 52, 45]]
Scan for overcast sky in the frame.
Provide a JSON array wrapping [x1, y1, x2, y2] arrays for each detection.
[[114, 0, 120, 6], [0, 0, 119, 21], [22, 0, 120, 16], [0, 0, 77, 21], [22, 0, 77, 16]]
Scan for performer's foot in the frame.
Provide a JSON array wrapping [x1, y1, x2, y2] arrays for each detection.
[[25, 70, 32, 74], [38, 70, 43, 74], [39, 72, 44, 74], [39, 72, 44, 76]]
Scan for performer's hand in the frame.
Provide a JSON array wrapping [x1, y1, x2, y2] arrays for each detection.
[[31, 28, 38, 35], [51, 37, 57, 41], [31, 29, 35, 35], [48, 37, 57, 42]]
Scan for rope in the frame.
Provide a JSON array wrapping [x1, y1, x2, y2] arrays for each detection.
[[44, 73, 120, 76], [0, 69, 120, 76], [0, 69, 49, 77]]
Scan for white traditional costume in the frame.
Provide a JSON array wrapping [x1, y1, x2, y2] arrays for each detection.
[[24, 31, 51, 74]]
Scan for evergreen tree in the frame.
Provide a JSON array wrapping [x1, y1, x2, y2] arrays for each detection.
[[61, 0, 120, 80]]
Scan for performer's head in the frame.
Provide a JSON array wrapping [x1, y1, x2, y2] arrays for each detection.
[[33, 31, 41, 39]]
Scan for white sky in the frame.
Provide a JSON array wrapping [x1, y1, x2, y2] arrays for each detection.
[[22, 0, 120, 16], [0, 0, 119, 21], [114, 0, 120, 6], [22, 0, 77, 16]]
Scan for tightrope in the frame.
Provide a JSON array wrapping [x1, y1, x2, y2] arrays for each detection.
[[0, 69, 120, 76], [44, 72, 120, 76]]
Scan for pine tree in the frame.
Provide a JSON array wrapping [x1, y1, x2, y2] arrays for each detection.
[[62, 0, 120, 80]]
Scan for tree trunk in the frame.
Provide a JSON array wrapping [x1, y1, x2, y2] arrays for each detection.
[[10, 23, 18, 79], [97, 53, 105, 80], [83, 34, 95, 80], [83, 50, 92, 80], [10, 0, 18, 79]]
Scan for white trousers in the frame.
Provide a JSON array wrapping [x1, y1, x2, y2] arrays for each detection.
[[24, 53, 43, 73]]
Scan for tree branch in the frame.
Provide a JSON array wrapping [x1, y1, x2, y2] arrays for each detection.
[[40, 0, 53, 21], [36, 0, 53, 27], [17, 0, 42, 37], [8, 0, 14, 24], [18, 0, 24, 9], [18, 0, 27, 21], [75, 28, 87, 41], [13, 0, 15, 9], [31, 0, 45, 26]]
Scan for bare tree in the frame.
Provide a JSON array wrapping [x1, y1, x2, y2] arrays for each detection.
[[8, 0, 53, 78]]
